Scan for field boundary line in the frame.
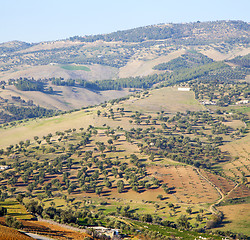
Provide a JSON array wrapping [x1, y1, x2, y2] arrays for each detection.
[[193, 168, 224, 213], [37, 216, 88, 233]]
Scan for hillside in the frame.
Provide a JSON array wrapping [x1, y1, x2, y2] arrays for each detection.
[[0, 20, 250, 239], [0, 85, 249, 239], [0, 21, 249, 113], [0, 224, 33, 240], [0, 20, 249, 78], [0, 84, 130, 111]]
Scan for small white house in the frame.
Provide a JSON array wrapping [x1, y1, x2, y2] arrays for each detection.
[[236, 100, 249, 105], [201, 100, 216, 105], [178, 87, 190, 91], [0, 165, 10, 171], [90, 226, 119, 238]]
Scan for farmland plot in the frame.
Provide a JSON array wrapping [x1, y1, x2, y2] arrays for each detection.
[[147, 165, 220, 204]]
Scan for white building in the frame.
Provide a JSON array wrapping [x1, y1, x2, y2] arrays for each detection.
[[0, 165, 10, 171], [201, 100, 216, 105], [236, 100, 249, 105], [178, 87, 191, 91], [90, 226, 119, 238]]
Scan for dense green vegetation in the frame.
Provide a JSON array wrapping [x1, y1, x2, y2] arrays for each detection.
[[3, 105, 55, 122], [51, 76, 162, 90], [7, 62, 247, 94], [0, 95, 56, 124], [20, 199, 233, 240], [227, 53, 250, 68], [153, 52, 214, 71], [50, 61, 248, 92], [13, 78, 45, 91], [125, 111, 248, 168]]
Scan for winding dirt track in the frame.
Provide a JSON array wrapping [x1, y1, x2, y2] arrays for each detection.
[[194, 168, 239, 213]]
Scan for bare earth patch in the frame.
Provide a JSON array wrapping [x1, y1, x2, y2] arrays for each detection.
[[147, 165, 220, 204]]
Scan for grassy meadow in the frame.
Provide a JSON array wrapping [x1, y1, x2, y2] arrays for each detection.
[[60, 65, 91, 71]]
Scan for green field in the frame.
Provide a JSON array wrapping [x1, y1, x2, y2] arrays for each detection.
[[60, 64, 91, 71], [132, 221, 223, 240], [124, 87, 205, 114], [0, 200, 33, 220]]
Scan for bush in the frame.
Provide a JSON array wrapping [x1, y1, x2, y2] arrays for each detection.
[[5, 216, 23, 229], [0, 207, 7, 216]]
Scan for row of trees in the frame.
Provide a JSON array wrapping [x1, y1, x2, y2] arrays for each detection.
[[3, 105, 55, 121], [13, 78, 45, 91]]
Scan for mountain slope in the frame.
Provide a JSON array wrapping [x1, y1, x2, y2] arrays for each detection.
[[0, 20, 249, 80]]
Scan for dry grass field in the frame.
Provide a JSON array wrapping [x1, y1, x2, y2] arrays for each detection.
[[123, 87, 205, 114], [200, 170, 236, 195], [118, 49, 186, 78], [0, 86, 204, 148], [0, 224, 33, 240], [223, 119, 246, 129], [147, 165, 220, 204], [217, 204, 250, 236], [0, 63, 118, 82], [199, 45, 250, 61], [219, 127, 250, 182], [0, 85, 129, 110]]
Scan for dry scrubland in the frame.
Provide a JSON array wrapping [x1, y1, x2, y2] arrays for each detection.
[[220, 134, 250, 183], [199, 45, 250, 61], [118, 49, 186, 78], [0, 85, 129, 111], [0, 64, 119, 82], [0, 41, 249, 82], [148, 165, 220, 204], [219, 108, 250, 184]]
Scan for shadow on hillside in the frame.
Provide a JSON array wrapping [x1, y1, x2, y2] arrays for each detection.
[[48, 90, 63, 96]]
